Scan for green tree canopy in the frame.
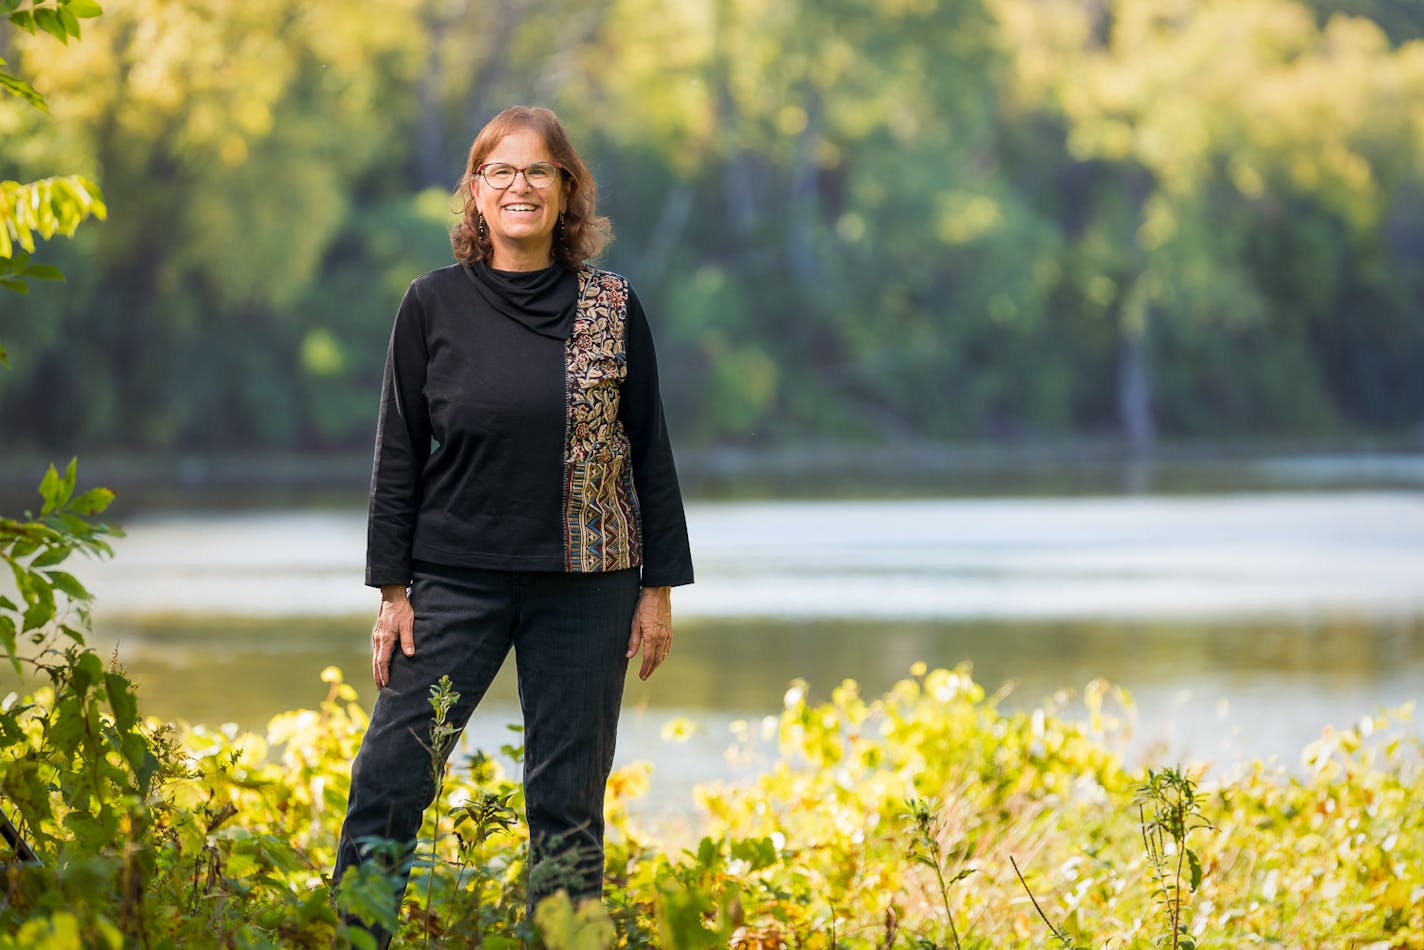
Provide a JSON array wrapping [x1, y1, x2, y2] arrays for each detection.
[[2, 0, 1422, 453]]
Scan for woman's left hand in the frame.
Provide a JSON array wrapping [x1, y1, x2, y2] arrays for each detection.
[[627, 586, 673, 681]]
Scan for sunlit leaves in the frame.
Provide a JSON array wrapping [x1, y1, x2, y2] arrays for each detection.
[[0, 53, 47, 110], [0, 175, 106, 294], [7, 0, 102, 44], [2, 654, 1423, 942]]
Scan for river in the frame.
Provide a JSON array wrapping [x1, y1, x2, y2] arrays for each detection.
[[16, 492, 1424, 810]]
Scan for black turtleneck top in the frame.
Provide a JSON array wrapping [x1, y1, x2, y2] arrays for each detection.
[[364, 261, 694, 589]]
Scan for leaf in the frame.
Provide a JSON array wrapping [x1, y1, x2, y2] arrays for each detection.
[[30, 543, 73, 568], [70, 486, 114, 515], [0, 616, 17, 674], [695, 836, 720, 868], [1186, 849, 1203, 892], [66, 0, 103, 16], [21, 599, 53, 633], [24, 263, 64, 282], [73, 649, 104, 688], [57, 6, 79, 38], [8, 11, 34, 32], [730, 835, 778, 871], [105, 671, 139, 732], [53, 512, 92, 534], [33, 8, 67, 42], [38, 463, 63, 514], [0, 68, 47, 111], [44, 570, 90, 601], [0, 276, 30, 294]]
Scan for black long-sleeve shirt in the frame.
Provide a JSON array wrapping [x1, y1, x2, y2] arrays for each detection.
[[365, 261, 694, 589]]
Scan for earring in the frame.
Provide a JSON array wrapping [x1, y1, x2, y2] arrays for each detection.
[[558, 212, 566, 241], [478, 212, 486, 240]]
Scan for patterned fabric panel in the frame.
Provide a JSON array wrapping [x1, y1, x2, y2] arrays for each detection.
[[563, 268, 643, 572]]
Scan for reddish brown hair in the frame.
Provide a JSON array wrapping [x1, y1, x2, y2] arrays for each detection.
[[451, 106, 612, 269]]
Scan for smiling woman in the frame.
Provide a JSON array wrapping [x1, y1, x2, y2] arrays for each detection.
[[334, 105, 694, 946], [449, 106, 612, 271]]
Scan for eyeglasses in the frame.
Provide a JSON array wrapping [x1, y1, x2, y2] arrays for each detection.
[[474, 161, 566, 190]]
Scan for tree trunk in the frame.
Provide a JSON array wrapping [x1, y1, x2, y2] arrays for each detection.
[[786, 97, 821, 294], [640, 180, 694, 285], [1117, 310, 1156, 455], [414, 7, 450, 189]]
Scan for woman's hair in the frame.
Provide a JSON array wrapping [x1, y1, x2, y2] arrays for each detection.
[[451, 106, 612, 269]]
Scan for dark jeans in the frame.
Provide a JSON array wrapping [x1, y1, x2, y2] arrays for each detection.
[[333, 562, 640, 940]]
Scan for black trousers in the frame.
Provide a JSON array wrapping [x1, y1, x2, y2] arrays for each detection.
[[333, 562, 641, 938]]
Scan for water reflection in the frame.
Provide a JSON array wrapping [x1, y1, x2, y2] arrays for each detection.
[[87, 611, 1424, 774]]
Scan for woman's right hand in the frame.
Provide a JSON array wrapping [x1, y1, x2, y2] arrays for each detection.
[[372, 584, 415, 688]]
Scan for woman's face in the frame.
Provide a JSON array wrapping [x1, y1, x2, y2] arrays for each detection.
[[473, 127, 567, 266]]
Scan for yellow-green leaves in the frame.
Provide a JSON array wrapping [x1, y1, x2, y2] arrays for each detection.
[[6, 0, 103, 47], [0, 52, 47, 110], [0, 176, 106, 293]]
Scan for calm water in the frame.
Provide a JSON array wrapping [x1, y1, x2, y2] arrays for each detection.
[[10, 493, 1424, 807]]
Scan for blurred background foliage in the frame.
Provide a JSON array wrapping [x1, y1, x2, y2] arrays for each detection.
[[2, 0, 1423, 455]]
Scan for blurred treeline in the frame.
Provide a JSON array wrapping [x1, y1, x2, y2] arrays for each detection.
[[2, 0, 1423, 455]]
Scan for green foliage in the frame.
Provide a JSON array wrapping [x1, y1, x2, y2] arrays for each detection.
[[0, 464, 155, 942], [1, 1, 102, 110], [5, 0, 103, 45], [1136, 766, 1215, 950], [0, 459, 118, 669], [1, 0, 105, 382], [0, 176, 106, 293], [3, 0, 1424, 450], [3, 642, 1424, 946]]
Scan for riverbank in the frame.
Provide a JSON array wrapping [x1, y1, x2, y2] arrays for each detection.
[[2, 441, 1423, 513], [5, 662, 1420, 947]]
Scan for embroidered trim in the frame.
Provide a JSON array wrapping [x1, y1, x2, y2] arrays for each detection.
[[562, 267, 643, 572]]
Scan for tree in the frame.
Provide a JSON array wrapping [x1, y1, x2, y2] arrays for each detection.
[[990, 0, 1424, 447]]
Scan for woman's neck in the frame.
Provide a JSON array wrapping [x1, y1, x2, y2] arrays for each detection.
[[489, 240, 554, 272]]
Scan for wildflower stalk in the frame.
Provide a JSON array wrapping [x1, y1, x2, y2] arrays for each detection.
[[421, 675, 461, 948], [1136, 766, 1214, 950], [904, 798, 972, 949]]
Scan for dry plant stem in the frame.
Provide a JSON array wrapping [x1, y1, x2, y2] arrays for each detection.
[[1010, 855, 1076, 948]]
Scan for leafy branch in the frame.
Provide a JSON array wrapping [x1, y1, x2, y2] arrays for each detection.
[[0, 457, 121, 673], [1, 0, 107, 302], [4, 0, 103, 49]]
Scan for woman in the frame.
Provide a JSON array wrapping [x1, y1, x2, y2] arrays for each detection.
[[333, 105, 694, 940]]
